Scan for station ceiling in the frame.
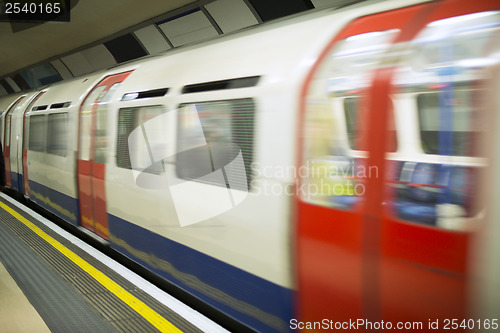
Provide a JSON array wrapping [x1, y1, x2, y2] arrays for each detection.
[[0, 0, 195, 77]]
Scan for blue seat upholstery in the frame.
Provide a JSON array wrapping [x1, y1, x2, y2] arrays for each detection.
[[394, 162, 439, 225], [392, 162, 471, 225]]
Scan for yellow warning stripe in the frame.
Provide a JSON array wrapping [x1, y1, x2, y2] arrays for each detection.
[[0, 201, 182, 333]]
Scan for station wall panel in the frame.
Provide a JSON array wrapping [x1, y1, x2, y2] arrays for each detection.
[[158, 10, 219, 47], [0, 84, 7, 96], [50, 59, 74, 80], [61, 45, 116, 77], [5, 77, 20, 93], [205, 0, 259, 33], [134, 25, 172, 55], [104, 34, 148, 63]]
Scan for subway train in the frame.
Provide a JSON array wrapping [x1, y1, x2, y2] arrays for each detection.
[[1, 0, 500, 331]]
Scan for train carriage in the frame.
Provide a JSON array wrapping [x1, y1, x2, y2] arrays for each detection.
[[0, 91, 37, 192]]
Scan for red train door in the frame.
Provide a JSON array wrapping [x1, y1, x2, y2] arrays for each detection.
[[296, 3, 429, 324], [296, 0, 499, 329], [77, 71, 132, 239], [3, 96, 24, 187]]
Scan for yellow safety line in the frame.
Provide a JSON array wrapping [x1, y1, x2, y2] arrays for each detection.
[[0, 201, 182, 333]]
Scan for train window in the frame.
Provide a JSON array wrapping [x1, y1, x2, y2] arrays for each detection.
[[301, 30, 399, 208], [177, 98, 254, 191], [417, 90, 477, 156], [116, 105, 168, 173], [182, 76, 260, 94], [47, 113, 67, 156], [28, 115, 46, 152], [121, 88, 169, 101], [344, 97, 359, 150], [32, 105, 48, 111], [50, 102, 71, 109]]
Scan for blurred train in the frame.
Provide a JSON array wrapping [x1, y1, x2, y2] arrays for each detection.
[[1, 0, 500, 331]]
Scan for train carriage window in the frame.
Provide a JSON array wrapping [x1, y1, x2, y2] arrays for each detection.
[[50, 102, 71, 109], [301, 30, 399, 209], [121, 88, 169, 101], [29, 115, 46, 152], [344, 97, 359, 150], [177, 99, 255, 191], [417, 91, 477, 156], [47, 113, 67, 156], [116, 105, 168, 174]]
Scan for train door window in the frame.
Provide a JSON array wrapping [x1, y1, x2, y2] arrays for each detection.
[[95, 82, 121, 164], [5, 113, 11, 146], [23, 92, 46, 151], [389, 11, 500, 230], [301, 29, 398, 209], [4, 97, 24, 148], [47, 113, 67, 156], [28, 115, 46, 152], [344, 97, 359, 150], [176, 99, 255, 191], [116, 105, 168, 174], [79, 86, 106, 161], [24, 119, 28, 150]]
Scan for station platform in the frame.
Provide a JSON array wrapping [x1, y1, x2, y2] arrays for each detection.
[[0, 192, 229, 333]]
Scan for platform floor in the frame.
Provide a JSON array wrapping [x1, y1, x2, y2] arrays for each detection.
[[0, 192, 228, 333], [0, 260, 51, 333]]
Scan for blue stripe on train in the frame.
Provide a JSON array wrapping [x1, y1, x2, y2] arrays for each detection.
[[28, 180, 79, 226], [108, 215, 293, 333], [21, 179, 293, 331], [10, 171, 25, 193], [10, 171, 21, 192]]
